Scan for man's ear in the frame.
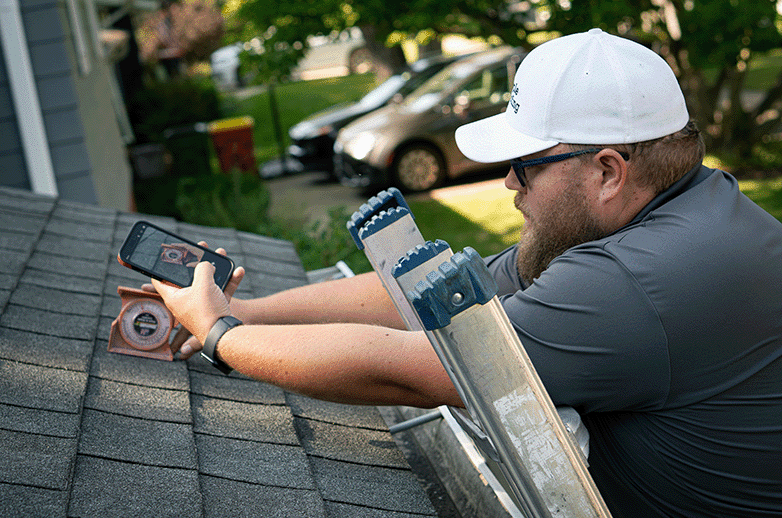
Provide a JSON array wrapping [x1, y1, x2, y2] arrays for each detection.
[[595, 149, 628, 205]]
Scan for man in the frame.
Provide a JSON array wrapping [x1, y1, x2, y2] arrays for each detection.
[[151, 29, 782, 517]]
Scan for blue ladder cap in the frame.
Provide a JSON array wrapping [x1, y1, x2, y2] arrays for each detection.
[[358, 206, 413, 242], [347, 188, 412, 250], [392, 240, 450, 278], [407, 247, 498, 330]]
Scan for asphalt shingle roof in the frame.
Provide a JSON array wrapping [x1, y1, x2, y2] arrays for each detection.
[[0, 186, 439, 517]]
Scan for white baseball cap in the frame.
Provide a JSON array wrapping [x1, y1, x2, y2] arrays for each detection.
[[455, 28, 689, 163]]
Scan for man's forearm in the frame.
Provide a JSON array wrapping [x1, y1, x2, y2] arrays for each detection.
[[230, 272, 406, 329], [214, 322, 462, 408]]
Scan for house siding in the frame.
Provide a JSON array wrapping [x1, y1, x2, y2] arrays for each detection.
[[0, 37, 31, 191], [0, 0, 132, 210]]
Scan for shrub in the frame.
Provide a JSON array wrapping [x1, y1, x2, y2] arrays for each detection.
[[176, 170, 270, 232], [129, 76, 220, 143]]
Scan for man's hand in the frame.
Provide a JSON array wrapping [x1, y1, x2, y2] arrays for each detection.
[[145, 243, 244, 359]]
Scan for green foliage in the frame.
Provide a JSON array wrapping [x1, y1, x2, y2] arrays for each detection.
[[129, 76, 221, 143], [227, 0, 353, 83], [176, 170, 271, 232], [226, 0, 782, 158], [273, 207, 372, 274], [134, 174, 182, 219], [137, 0, 224, 64], [541, 0, 782, 157]]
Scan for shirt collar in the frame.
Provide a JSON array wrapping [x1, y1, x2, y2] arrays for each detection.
[[628, 163, 711, 225]]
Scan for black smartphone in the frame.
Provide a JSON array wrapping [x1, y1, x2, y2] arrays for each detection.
[[118, 220, 235, 290]]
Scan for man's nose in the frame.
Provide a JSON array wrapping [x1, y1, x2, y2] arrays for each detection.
[[505, 167, 524, 191]]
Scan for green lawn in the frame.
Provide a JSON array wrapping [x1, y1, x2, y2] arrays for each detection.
[[738, 176, 782, 221], [402, 174, 782, 263], [220, 74, 379, 164], [407, 182, 523, 259]]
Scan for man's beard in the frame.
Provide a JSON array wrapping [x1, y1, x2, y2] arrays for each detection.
[[515, 186, 607, 284]]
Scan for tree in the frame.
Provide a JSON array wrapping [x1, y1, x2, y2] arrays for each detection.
[[226, 0, 782, 161], [542, 0, 782, 162], [226, 0, 487, 81], [137, 0, 224, 69]]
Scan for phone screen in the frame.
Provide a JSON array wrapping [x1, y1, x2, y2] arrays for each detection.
[[119, 221, 235, 289]]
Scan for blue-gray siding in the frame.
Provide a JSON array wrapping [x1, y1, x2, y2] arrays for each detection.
[[0, 0, 97, 204]]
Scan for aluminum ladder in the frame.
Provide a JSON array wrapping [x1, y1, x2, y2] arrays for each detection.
[[348, 188, 610, 518]]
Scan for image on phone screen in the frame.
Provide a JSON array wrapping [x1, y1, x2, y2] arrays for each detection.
[[119, 221, 234, 289]]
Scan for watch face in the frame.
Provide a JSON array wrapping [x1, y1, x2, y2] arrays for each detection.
[[119, 299, 173, 350]]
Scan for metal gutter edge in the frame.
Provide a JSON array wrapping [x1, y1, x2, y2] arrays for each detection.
[[381, 405, 523, 518]]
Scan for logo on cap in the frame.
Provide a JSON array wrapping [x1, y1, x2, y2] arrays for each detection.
[[509, 83, 520, 114]]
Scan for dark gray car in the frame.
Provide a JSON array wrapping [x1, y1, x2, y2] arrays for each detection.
[[333, 47, 524, 192], [287, 54, 462, 176]]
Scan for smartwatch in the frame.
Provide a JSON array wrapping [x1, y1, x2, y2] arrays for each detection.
[[201, 315, 242, 374]]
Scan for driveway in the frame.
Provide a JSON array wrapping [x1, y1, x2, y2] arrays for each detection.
[[266, 171, 369, 223], [266, 168, 511, 225]]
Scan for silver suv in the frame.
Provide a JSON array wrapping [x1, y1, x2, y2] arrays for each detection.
[[333, 47, 524, 192]]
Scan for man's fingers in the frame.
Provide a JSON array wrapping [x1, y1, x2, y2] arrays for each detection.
[[193, 260, 216, 286], [169, 325, 192, 353], [150, 277, 179, 298], [178, 335, 201, 359], [224, 266, 245, 299]]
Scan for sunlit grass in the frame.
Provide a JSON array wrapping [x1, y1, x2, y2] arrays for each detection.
[[418, 179, 523, 246], [405, 172, 782, 259], [407, 179, 523, 257], [738, 176, 782, 221]]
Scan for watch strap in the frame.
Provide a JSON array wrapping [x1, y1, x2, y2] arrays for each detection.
[[201, 315, 242, 374]]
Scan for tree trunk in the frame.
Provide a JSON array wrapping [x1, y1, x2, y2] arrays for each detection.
[[357, 25, 407, 81]]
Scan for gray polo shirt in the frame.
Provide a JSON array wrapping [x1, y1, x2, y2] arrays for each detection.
[[485, 165, 782, 517]]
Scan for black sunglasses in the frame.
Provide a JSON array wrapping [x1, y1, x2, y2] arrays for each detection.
[[510, 148, 630, 188]]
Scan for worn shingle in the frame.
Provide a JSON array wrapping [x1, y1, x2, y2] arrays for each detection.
[[26, 251, 108, 280], [89, 343, 189, 391], [287, 392, 389, 430], [311, 456, 437, 515], [17, 267, 104, 295], [295, 418, 410, 468], [195, 434, 314, 489], [191, 395, 297, 444], [201, 476, 326, 518], [0, 328, 92, 371], [0, 429, 76, 490], [0, 250, 29, 276], [188, 368, 286, 405], [0, 228, 37, 254], [0, 403, 80, 438], [36, 232, 110, 262], [78, 409, 198, 468], [83, 377, 192, 423], [0, 304, 98, 340], [0, 483, 67, 518], [0, 359, 88, 413], [10, 283, 102, 316], [69, 456, 202, 518]]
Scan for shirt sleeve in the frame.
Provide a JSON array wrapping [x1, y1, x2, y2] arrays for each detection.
[[494, 244, 671, 414], [484, 246, 527, 295]]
